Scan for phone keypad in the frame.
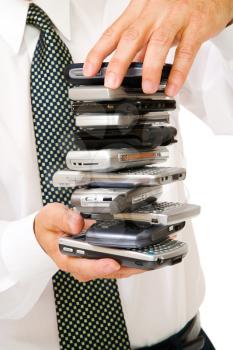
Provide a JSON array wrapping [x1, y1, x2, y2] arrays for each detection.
[[137, 201, 184, 214], [131, 239, 185, 255]]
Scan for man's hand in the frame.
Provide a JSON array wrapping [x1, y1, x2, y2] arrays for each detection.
[[84, 0, 233, 96], [34, 203, 144, 282]]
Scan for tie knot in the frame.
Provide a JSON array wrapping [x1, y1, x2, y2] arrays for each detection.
[[27, 3, 54, 32]]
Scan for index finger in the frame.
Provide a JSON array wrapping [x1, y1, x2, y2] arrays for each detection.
[[83, 0, 145, 76]]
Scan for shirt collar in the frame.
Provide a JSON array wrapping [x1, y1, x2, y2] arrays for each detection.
[[0, 0, 71, 54]]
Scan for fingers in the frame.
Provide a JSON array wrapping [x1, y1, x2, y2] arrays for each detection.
[[83, 0, 145, 77], [84, 0, 207, 96], [104, 266, 145, 280], [104, 20, 152, 89], [70, 261, 144, 282], [166, 27, 201, 97], [83, 25, 125, 77], [64, 257, 121, 282]]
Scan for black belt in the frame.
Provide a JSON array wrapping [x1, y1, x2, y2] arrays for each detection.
[[136, 315, 205, 350]]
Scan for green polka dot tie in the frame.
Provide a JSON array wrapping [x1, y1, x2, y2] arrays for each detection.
[[27, 4, 131, 350]]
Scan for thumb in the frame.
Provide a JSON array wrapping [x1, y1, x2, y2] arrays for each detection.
[[65, 209, 85, 234], [43, 203, 85, 234]]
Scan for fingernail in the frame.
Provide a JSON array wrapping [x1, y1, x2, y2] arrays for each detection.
[[102, 263, 120, 274], [104, 71, 119, 89], [166, 83, 178, 97], [142, 80, 158, 94], [83, 62, 95, 76]]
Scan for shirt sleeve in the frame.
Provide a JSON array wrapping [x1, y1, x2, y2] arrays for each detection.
[[0, 213, 58, 320], [179, 25, 233, 135]]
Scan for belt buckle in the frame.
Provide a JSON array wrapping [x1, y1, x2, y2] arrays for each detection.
[[183, 335, 205, 350]]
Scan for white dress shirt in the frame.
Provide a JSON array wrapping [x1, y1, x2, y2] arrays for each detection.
[[0, 0, 233, 349]]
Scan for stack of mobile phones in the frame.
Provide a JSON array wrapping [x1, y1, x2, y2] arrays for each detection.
[[53, 62, 201, 270]]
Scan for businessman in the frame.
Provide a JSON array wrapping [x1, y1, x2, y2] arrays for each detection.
[[0, 0, 233, 349]]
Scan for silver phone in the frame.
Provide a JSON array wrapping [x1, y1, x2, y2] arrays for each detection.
[[75, 112, 170, 129], [71, 186, 162, 214], [66, 148, 169, 172], [69, 86, 169, 102], [59, 235, 188, 270], [113, 202, 201, 225], [52, 166, 186, 188]]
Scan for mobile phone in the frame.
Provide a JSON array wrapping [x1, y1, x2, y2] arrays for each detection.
[[71, 186, 163, 214], [59, 235, 188, 270], [81, 202, 201, 225], [72, 99, 176, 115], [114, 202, 201, 225], [52, 166, 186, 188], [84, 220, 185, 248], [66, 148, 169, 172], [64, 62, 172, 88], [69, 87, 170, 102], [75, 112, 170, 129], [74, 126, 177, 150]]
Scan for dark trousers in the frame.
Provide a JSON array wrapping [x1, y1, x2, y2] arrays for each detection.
[[137, 329, 215, 350], [200, 330, 215, 350]]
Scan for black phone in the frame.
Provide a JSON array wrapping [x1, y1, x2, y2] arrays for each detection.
[[64, 62, 172, 88], [72, 99, 176, 115], [59, 235, 188, 270], [84, 220, 185, 248], [74, 125, 177, 150]]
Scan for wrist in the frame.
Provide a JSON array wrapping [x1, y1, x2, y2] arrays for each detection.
[[33, 213, 47, 254]]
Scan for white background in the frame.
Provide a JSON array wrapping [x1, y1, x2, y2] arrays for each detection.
[[179, 107, 233, 349]]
